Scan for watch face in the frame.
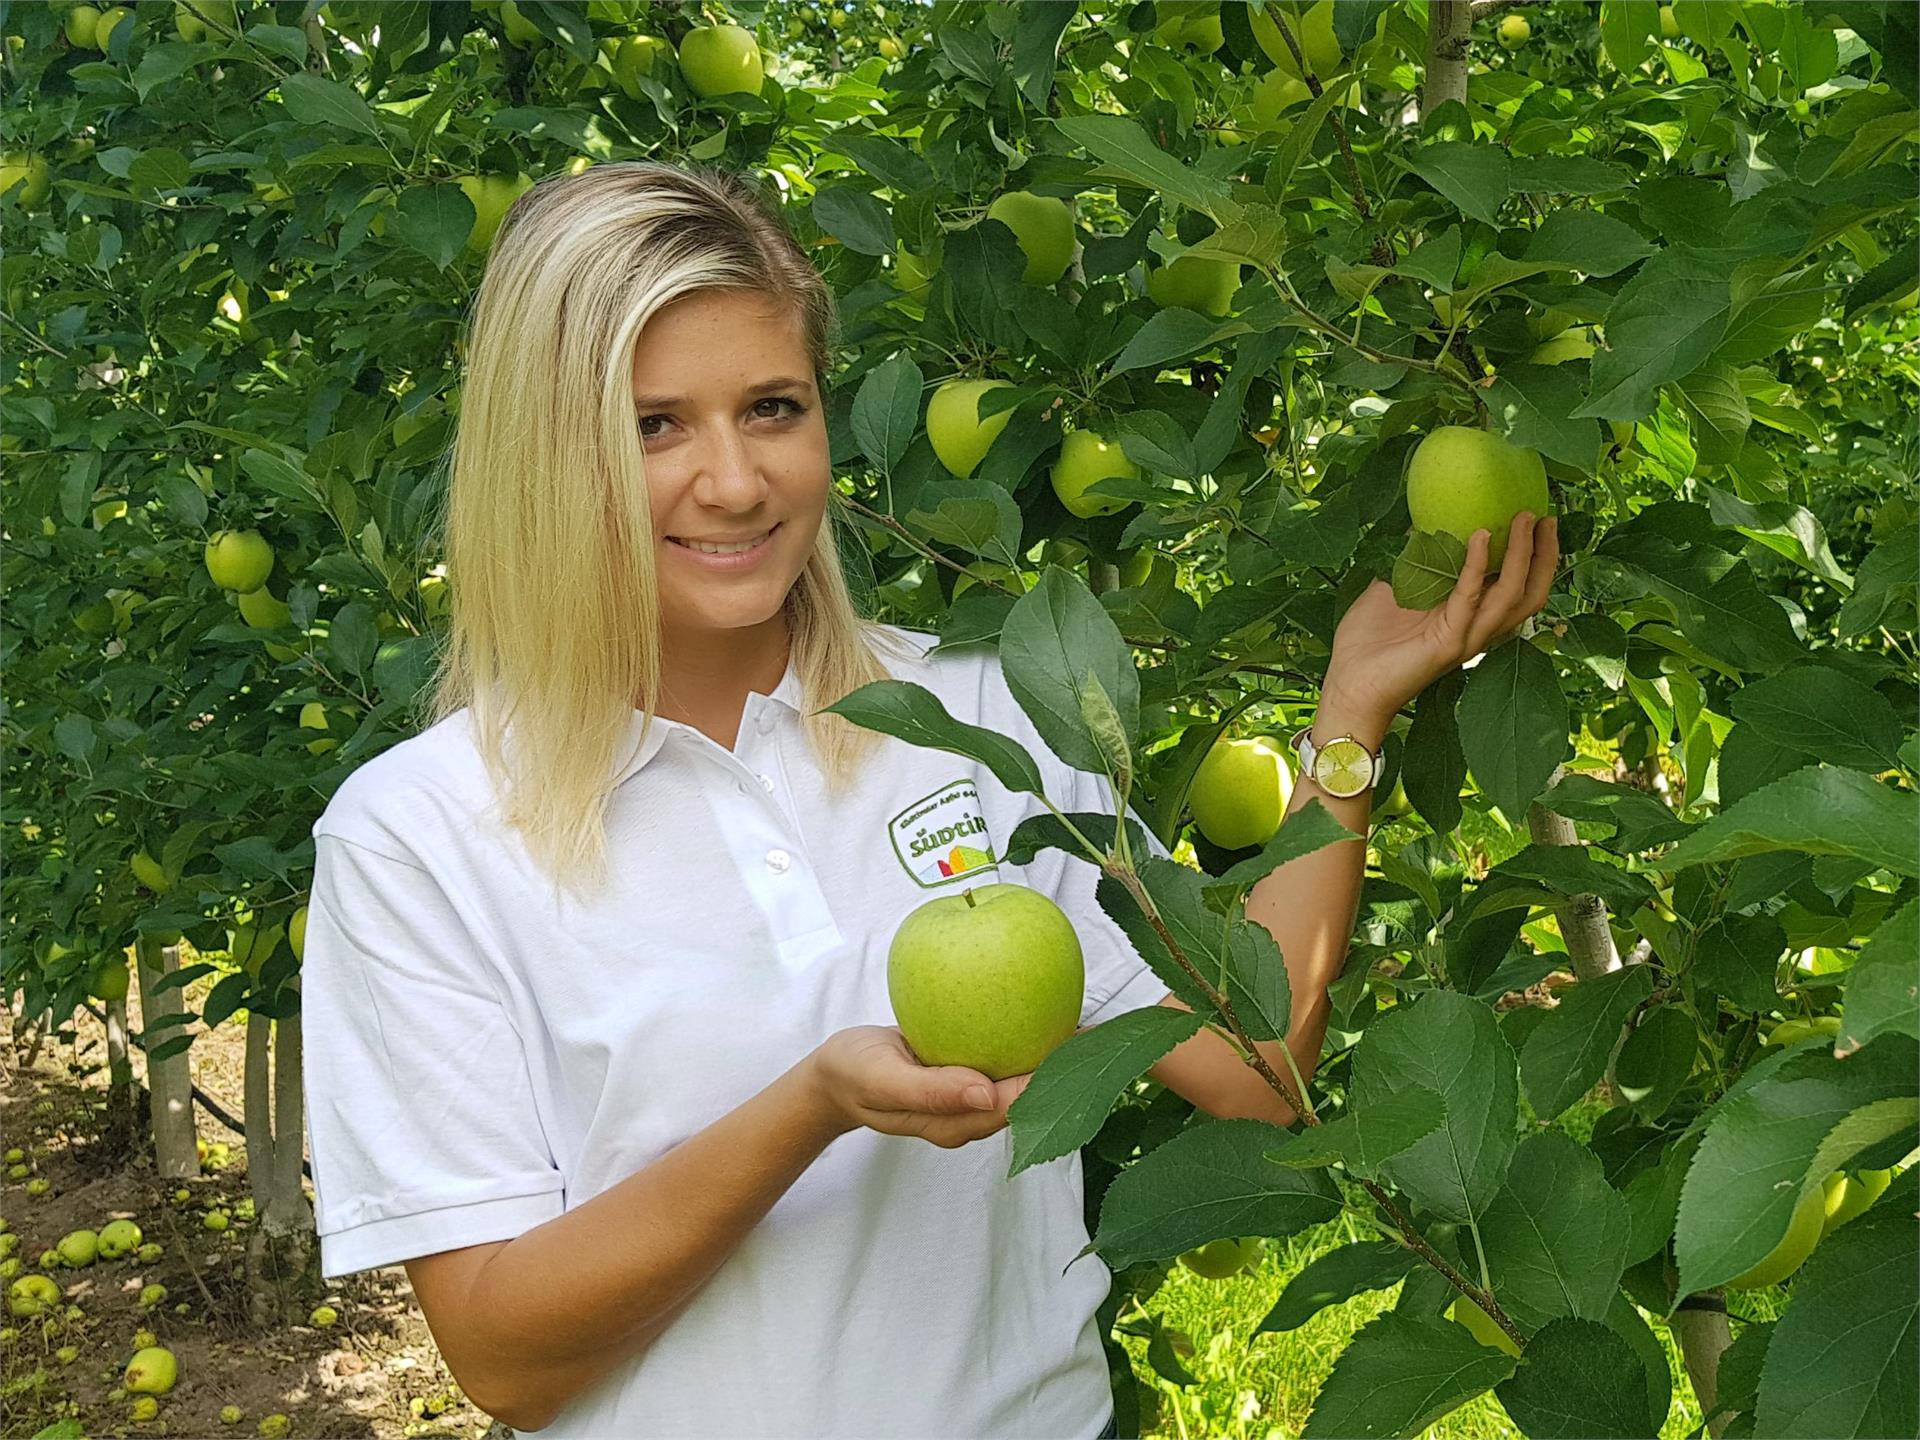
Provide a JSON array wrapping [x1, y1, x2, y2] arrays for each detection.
[[1314, 736, 1375, 796]]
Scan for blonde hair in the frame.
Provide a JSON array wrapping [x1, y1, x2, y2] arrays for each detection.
[[424, 161, 911, 902]]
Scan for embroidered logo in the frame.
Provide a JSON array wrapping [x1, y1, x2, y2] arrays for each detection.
[[890, 777, 1000, 888]]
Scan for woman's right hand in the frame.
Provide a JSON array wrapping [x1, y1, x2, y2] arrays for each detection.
[[809, 1026, 1033, 1149]]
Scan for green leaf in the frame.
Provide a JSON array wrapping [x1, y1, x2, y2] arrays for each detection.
[[1612, 1006, 1698, 1120], [1691, 911, 1789, 1013], [1405, 671, 1467, 835], [1266, 1087, 1447, 1182], [1600, 0, 1661, 72], [828, 135, 935, 194], [1010, 0, 1076, 108], [850, 354, 923, 474], [1397, 142, 1510, 226], [1495, 1317, 1658, 1439], [1211, 799, 1363, 893], [1702, 482, 1851, 587], [1506, 156, 1634, 196], [943, 221, 1027, 349], [1838, 524, 1919, 639], [1487, 365, 1604, 473], [1456, 638, 1571, 823], [1393, 530, 1468, 611], [1674, 1035, 1919, 1295], [1754, 1194, 1918, 1438], [1303, 1312, 1516, 1439], [1716, 269, 1837, 364], [1109, 308, 1247, 374], [328, 602, 378, 675], [1728, 666, 1904, 774], [907, 480, 1022, 560], [1053, 114, 1233, 215], [1110, 856, 1292, 1042], [1006, 1005, 1205, 1175], [999, 568, 1141, 779], [1575, 249, 1734, 420], [278, 73, 383, 136], [1351, 991, 1518, 1223], [1115, 410, 1197, 480], [1001, 810, 1150, 866], [1523, 210, 1656, 277], [1533, 773, 1691, 851], [811, 185, 895, 257], [1482, 1133, 1634, 1331], [1260, 1242, 1418, 1334], [1629, 559, 1807, 673], [1842, 899, 1919, 1048], [1663, 766, 1920, 878], [1673, 364, 1752, 468], [1477, 843, 1658, 920], [821, 680, 1045, 797], [1087, 1117, 1341, 1271], [1607, 1290, 1676, 1433], [390, 183, 473, 270], [1518, 966, 1655, 1122]]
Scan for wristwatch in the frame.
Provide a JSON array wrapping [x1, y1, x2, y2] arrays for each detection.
[[1291, 725, 1383, 799]]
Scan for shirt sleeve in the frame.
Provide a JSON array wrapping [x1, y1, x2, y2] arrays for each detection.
[[302, 831, 565, 1281], [1048, 759, 1179, 1029]]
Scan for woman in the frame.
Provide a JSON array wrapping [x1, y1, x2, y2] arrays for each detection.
[[299, 161, 1557, 1439]]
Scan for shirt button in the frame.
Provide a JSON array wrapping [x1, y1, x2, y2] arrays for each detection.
[[758, 773, 775, 793], [765, 848, 792, 874], [757, 713, 776, 735]]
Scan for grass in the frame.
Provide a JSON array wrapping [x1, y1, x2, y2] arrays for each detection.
[[1112, 1211, 1711, 1440]]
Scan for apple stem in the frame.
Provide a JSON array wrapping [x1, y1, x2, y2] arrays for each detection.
[[961, 888, 975, 908]]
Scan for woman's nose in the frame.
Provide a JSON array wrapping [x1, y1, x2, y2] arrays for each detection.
[[690, 427, 769, 508]]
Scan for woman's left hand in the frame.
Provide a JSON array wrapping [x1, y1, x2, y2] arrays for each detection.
[[1320, 510, 1560, 727]]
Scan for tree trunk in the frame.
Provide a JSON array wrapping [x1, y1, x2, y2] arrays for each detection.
[[245, 978, 315, 1322], [1527, 767, 1624, 980], [134, 936, 199, 1179], [102, 986, 138, 1154], [1424, 0, 1473, 115], [1675, 1299, 1735, 1436]]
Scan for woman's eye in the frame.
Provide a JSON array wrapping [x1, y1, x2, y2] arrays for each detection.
[[637, 414, 672, 438], [753, 396, 804, 420]]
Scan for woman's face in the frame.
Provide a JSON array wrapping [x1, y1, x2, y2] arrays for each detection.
[[629, 288, 830, 641]]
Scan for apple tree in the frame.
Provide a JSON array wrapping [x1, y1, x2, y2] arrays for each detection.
[[3, 1, 1915, 1433]]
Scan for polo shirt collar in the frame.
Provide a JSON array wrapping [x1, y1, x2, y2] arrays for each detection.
[[610, 655, 802, 787]]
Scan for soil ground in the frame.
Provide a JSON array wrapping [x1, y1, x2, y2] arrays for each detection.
[[2, 969, 500, 1440]]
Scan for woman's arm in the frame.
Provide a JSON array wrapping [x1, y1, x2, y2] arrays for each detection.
[[1151, 513, 1558, 1125], [408, 1056, 846, 1432]]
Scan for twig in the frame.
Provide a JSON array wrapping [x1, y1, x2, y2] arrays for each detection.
[[1259, 3, 1391, 263]]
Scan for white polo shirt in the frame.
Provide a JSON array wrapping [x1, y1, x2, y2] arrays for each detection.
[[300, 623, 1174, 1439]]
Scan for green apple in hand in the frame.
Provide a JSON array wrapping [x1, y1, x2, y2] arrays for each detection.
[[1405, 426, 1550, 571], [888, 883, 1084, 1081]]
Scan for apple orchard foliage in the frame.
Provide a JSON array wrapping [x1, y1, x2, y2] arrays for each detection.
[[4, 2, 1918, 1437]]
